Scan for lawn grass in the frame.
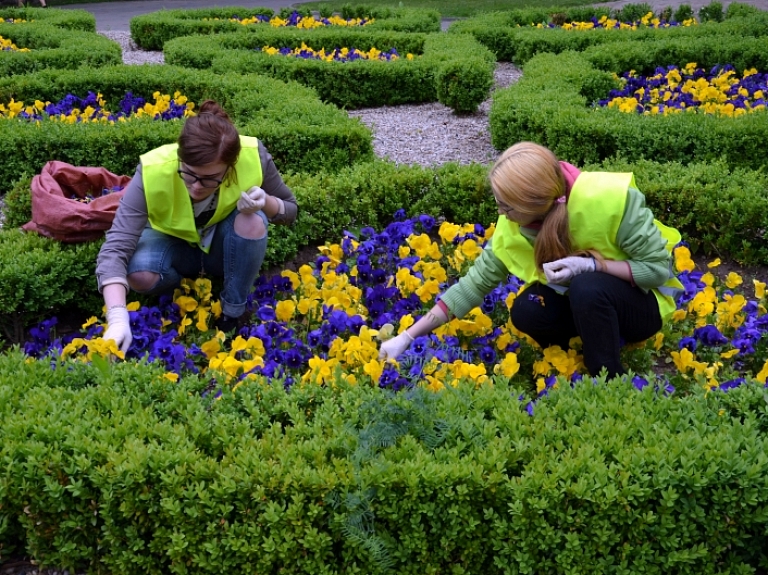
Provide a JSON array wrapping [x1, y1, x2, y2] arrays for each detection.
[[295, 0, 601, 19]]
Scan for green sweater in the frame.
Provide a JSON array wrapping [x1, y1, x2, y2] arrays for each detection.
[[441, 187, 673, 319]]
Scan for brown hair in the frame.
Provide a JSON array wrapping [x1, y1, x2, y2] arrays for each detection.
[[489, 142, 573, 271], [177, 100, 240, 186]]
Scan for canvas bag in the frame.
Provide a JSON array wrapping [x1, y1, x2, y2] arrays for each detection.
[[22, 161, 131, 242]]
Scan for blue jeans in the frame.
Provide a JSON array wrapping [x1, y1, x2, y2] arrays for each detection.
[[127, 210, 268, 318]]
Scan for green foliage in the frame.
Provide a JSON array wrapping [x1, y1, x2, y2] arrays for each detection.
[[165, 29, 494, 113], [0, 65, 372, 195], [130, 6, 440, 51], [698, 0, 724, 22], [0, 6, 95, 31], [448, 4, 768, 63], [489, 40, 768, 174], [0, 230, 101, 343], [2, 353, 768, 572], [0, 23, 121, 76], [3, 173, 33, 229]]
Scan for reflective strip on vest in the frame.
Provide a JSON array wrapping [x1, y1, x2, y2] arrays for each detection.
[[491, 171, 684, 319], [142, 135, 263, 252]]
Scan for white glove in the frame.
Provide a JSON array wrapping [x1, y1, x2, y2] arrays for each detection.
[[378, 331, 414, 361], [103, 306, 132, 353], [236, 186, 266, 214], [543, 256, 596, 285]]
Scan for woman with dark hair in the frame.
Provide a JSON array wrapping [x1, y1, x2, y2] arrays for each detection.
[[97, 100, 297, 352], [379, 141, 683, 379]]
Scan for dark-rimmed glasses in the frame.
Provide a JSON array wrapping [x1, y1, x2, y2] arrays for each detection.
[[177, 165, 228, 188], [494, 197, 515, 217]]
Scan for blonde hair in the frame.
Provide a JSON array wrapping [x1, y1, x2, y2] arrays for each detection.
[[490, 142, 573, 270]]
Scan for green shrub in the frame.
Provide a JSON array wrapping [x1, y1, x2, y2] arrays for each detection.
[[489, 38, 768, 173], [698, 0, 724, 21], [2, 351, 768, 573], [130, 6, 440, 51], [0, 6, 95, 32], [0, 23, 121, 76], [0, 229, 101, 343], [0, 65, 372, 195], [165, 30, 495, 112], [448, 4, 768, 63]]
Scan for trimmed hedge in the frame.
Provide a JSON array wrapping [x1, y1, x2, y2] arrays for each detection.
[[0, 64, 373, 195], [1, 350, 768, 573], [448, 3, 768, 63], [164, 30, 495, 112], [489, 37, 768, 171], [130, 6, 440, 51], [0, 6, 96, 32], [0, 23, 121, 76], [4, 156, 768, 341]]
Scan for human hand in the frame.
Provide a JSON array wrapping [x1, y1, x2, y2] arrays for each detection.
[[378, 330, 414, 361], [236, 186, 267, 214], [543, 256, 596, 285], [103, 305, 132, 354]]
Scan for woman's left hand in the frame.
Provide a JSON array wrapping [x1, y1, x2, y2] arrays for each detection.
[[237, 186, 267, 214], [543, 256, 596, 284]]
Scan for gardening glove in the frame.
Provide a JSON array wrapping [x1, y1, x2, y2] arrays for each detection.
[[543, 256, 596, 285], [236, 186, 266, 215], [378, 330, 414, 361], [103, 305, 132, 354]]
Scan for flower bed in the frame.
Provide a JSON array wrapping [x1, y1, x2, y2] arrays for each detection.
[[130, 6, 440, 51], [0, 90, 194, 122], [23, 214, 768, 405], [261, 43, 413, 62], [600, 63, 768, 116], [0, 6, 96, 32], [448, 3, 768, 63], [220, 11, 373, 28], [0, 34, 28, 51], [490, 37, 768, 171], [537, 12, 697, 30], [0, 65, 373, 195], [165, 31, 493, 112]]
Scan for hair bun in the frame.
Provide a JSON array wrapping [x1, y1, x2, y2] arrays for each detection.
[[197, 99, 231, 121]]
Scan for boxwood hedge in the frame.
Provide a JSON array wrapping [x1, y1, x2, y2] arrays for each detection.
[[448, 2, 768, 63], [489, 36, 768, 171], [130, 6, 440, 51], [0, 23, 121, 76], [1, 350, 768, 574], [0, 6, 96, 32], [164, 30, 495, 112], [0, 64, 373, 195]]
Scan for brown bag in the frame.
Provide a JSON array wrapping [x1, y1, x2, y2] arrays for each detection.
[[22, 161, 132, 243]]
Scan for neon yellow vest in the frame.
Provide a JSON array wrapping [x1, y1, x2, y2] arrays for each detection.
[[491, 171, 684, 319], [141, 135, 263, 252]]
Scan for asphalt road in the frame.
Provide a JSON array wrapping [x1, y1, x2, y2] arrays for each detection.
[[59, 0, 300, 30]]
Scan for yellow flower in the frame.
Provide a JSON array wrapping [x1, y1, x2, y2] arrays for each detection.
[[275, 300, 296, 322], [494, 352, 520, 378], [673, 246, 695, 273], [82, 316, 99, 329], [725, 272, 743, 289], [201, 338, 222, 359], [754, 279, 766, 299], [756, 360, 768, 383], [163, 373, 179, 382]]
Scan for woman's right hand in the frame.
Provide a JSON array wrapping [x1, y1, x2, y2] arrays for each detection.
[[103, 306, 133, 354], [378, 331, 414, 361]]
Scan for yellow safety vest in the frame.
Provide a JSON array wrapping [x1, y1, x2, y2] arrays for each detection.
[[142, 135, 263, 252], [491, 171, 684, 319]]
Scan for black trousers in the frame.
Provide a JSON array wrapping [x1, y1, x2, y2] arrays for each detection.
[[510, 273, 662, 378]]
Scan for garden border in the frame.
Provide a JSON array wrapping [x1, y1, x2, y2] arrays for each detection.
[[130, 6, 441, 51], [164, 29, 495, 112], [0, 6, 95, 31]]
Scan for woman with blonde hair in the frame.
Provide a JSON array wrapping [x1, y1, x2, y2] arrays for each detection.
[[97, 100, 297, 353], [379, 142, 683, 379]]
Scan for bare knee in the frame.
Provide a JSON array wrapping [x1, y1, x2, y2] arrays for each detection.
[[127, 271, 160, 292], [234, 213, 267, 240]]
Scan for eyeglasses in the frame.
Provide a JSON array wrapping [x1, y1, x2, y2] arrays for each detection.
[[177, 165, 228, 188], [494, 197, 516, 216]]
